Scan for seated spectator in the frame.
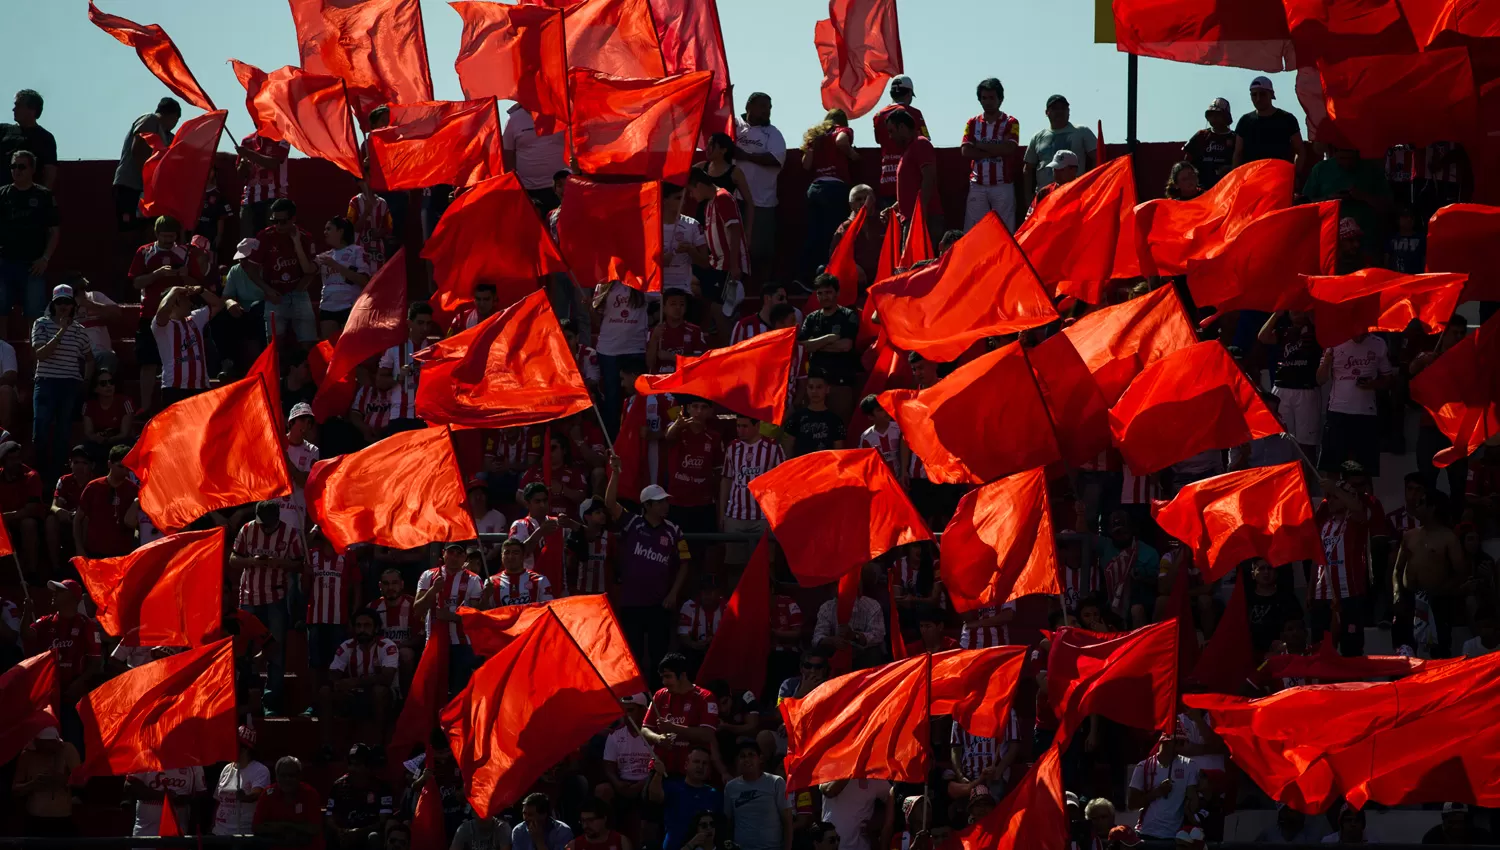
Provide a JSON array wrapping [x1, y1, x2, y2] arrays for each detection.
[[676, 574, 724, 669], [81, 369, 135, 451], [781, 372, 847, 457], [315, 216, 373, 341], [1426, 802, 1493, 844], [0, 149, 59, 321], [566, 797, 634, 850], [858, 395, 903, 475], [1302, 147, 1394, 254], [44, 446, 93, 573], [213, 725, 271, 837], [247, 198, 318, 347], [30, 284, 94, 481], [1253, 804, 1322, 844], [1183, 98, 1237, 189], [513, 792, 574, 850], [1164, 162, 1201, 200], [1323, 805, 1369, 845], [724, 740, 791, 850], [326, 743, 394, 849], [811, 563, 886, 669], [253, 756, 323, 848], [10, 727, 82, 837], [126, 764, 205, 840], [907, 606, 957, 655], [720, 415, 785, 567], [819, 779, 892, 850], [452, 282, 501, 335], [319, 608, 398, 758], [648, 749, 723, 850], [486, 537, 555, 607], [600, 693, 653, 807], [709, 680, 761, 758], [950, 710, 1021, 804], [1127, 731, 1201, 841], [232, 499, 306, 716], [23, 579, 104, 745], [153, 283, 234, 407]]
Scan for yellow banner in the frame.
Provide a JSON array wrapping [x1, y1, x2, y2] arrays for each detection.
[[1095, 0, 1115, 44]]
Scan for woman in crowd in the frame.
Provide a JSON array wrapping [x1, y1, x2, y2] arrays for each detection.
[[699, 132, 755, 242], [315, 216, 373, 341], [800, 109, 858, 282], [81, 368, 135, 451]]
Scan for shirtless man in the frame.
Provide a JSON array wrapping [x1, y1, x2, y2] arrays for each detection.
[[1392, 489, 1467, 658]]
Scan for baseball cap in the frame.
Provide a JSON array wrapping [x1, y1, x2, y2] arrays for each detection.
[[1207, 97, 1231, 113], [890, 75, 914, 93], [69, 444, 92, 460], [1339, 216, 1364, 238], [50, 284, 75, 303], [1049, 150, 1080, 171], [1443, 802, 1469, 814], [465, 477, 487, 492], [34, 727, 61, 741], [237, 725, 258, 749], [47, 579, 83, 597], [1047, 94, 1069, 109], [579, 497, 604, 519], [1249, 75, 1276, 94], [968, 784, 994, 803], [234, 238, 259, 260], [620, 692, 649, 707], [443, 541, 468, 552], [639, 484, 670, 503], [287, 402, 315, 425]]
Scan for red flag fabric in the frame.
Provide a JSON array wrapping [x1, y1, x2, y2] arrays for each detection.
[[875, 207, 902, 283], [1108, 341, 1284, 475], [898, 193, 934, 269], [827, 204, 867, 306], [411, 773, 446, 848], [1029, 286, 1198, 466], [569, 70, 713, 184], [1188, 576, 1256, 694], [1152, 463, 1325, 584], [441, 610, 624, 818], [1165, 555, 1201, 686], [780, 654, 931, 789], [846, 332, 912, 438], [88, 2, 216, 111], [635, 327, 797, 424], [422, 174, 566, 313], [815, 0, 904, 119], [459, 596, 646, 696], [748, 448, 932, 587], [139, 110, 227, 234], [311, 248, 410, 421], [1283, 0, 1419, 66], [74, 529, 224, 648], [888, 568, 907, 661], [307, 339, 334, 385], [928, 647, 1027, 739], [367, 98, 503, 192], [556, 177, 663, 292], [157, 791, 183, 837], [1307, 269, 1467, 348], [1409, 311, 1500, 468], [452, 2, 568, 136], [697, 537, 773, 694], [231, 61, 363, 177], [387, 631, 447, 765], [124, 376, 292, 532], [1427, 203, 1500, 302], [0, 514, 11, 557], [613, 395, 651, 501], [0, 653, 59, 769], [289, 0, 434, 118], [1016, 157, 1141, 303], [1048, 621, 1178, 745], [879, 342, 1059, 484], [1187, 201, 1341, 315], [648, 0, 734, 142], [940, 468, 1061, 613], [867, 213, 1058, 362], [563, 0, 668, 79], [73, 638, 237, 781], [245, 327, 282, 428], [939, 743, 1066, 850], [1317, 48, 1480, 158], [1111, 0, 1293, 72], [1135, 159, 1295, 277], [1263, 637, 1430, 681]]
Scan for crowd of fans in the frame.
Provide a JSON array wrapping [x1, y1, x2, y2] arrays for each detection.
[[0, 65, 1496, 850]]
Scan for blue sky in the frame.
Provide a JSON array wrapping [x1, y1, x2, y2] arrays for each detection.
[[8, 0, 1305, 159]]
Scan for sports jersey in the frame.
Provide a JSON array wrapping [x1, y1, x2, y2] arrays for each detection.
[[722, 439, 784, 520], [653, 321, 710, 373], [127, 242, 192, 314], [1313, 505, 1370, 601], [415, 566, 482, 644], [373, 594, 414, 645], [963, 112, 1021, 185], [1060, 564, 1099, 616], [616, 513, 690, 607], [667, 426, 724, 508], [28, 613, 101, 685], [677, 598, 723, 642], [488, 570, 555, 607], [773, 595, 804, 651], [234, 520, 305, 606], [959, 603, 1015, 649], [379, 340, 421, 420], [859, 422, 903, 472], [567, 529, 616, 596], [152, 307, 212, 390], [351, 385, 393, 431], [276, 440, 319, 531], [305, 545, 358, 625], [873, 103, 929, 196], [644, 685, 720, 773], [329, 636, 399, 678]]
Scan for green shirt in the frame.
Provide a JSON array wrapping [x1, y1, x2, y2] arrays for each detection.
[[1302, 158, 1391, 249]]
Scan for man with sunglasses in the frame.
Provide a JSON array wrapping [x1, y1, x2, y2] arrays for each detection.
[[0, 149, 59, 320], [246, 198, 318, 346]]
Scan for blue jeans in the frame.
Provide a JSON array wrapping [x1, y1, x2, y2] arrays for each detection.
[[32, 377, 81, 481], [801, 179, 849, 282], [243, 600, 288, 711], [0, 260, 46, 321]]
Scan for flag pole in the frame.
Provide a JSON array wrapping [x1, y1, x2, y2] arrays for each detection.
[[7, 554, 28, 603], [590, 403, 617, 455], [545, 605, 663, 759]]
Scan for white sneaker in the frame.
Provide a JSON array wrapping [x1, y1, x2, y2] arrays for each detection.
[[721, 278, 744, 317]]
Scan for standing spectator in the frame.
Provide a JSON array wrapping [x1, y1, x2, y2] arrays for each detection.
[[1, 440, 43, 577], [277, 403, 320, 533], [0, 149, 59, 320], [719, 416, 785, 567], [592, 281, 648, 438], [129, 215, 197, 412], [247, 198, 318, 347], [325, 743, 394, 849], [662, 183, 709, 296], [1, 90, 56, 188], [1183, 99, 1238, 189], [372, 568, 417, 688], [872, 76, 928, 208], [413, 542, 484, 695], [73, 444, 137, 560], [218, 239, 268, 374], [1392, 491, 1465, 658], [961, 78, 1021, 232], [1231, 77, 1305, 174], [700, 133, 755, 242], [1303, 147, 1394, 253], [723, 741, 792, 850], [648, 749, 723, 850], [253, 757, 323, 849], [153, 284, 231, 407], [347, 183, 392, 270], [232, 500, 306, 716], [1257, 311, 1322, 460], [1411, 317, 1468, 500], [1317, 332, 1394, 474], [10, 727, 82, 837], [1385, 207, 1426, 273], [235, 132, 291, 238], [1127, 732, 1201, 841], [858, 395, 902, 473], [30, 283, 93, 480], [567, 498, 617, 596], [730, 282, 799, 344], [828, 185, 884, 292], [820, 780, 893, 850], [510, 479, 566, 571], [950, 713, 1021, 800], [799, 110, 857, 284], [781, 373, 846, 457], [213, 726, 270, 837], [81, 369, 134, 451], [688, 167, 749, 334], [44, 447, 93, 573], [126, 765, 205, 841], [885, 111, 940, 237], [735, 93, 787, 280], [304, 524, 360, 704], [504, 104, 567, 211], [1311, 473, 1374, 655], [512, 792, 574, 850], [24, 579, 104, 744], [1021, 95, 1097, 201], [600, 694, 653, 807], [112, 97, 181, 234], [665, 398, 724, 537], [604, 455, 692, 668], [648, 291, 711, 375], [676, 575, 724, 668], [486, 537, 555, 607], [315, 216, 373, 341], [195, 168, 234, 253], [798, 274, 860, 422], [378, 301, 434, 433], [642, 652, 721, 774]]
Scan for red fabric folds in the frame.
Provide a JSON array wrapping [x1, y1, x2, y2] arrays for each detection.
[[1307, 269, 1467, 348], [781, 655, 930, 789], [556, 177, 662, 292], [289, 0, 434, 118], [1016, 157, 1141, 303], [648, 0, 734, 141], [459, 597, 646, 697], [940, 469, 1061, 613], [1409, 311, 1500, 468], [1047, 621, 1178, 744], [1188, 577, 1256, 694], [387, 633, 447, 765], [899, 194, 934, 268], [563, 0, 667, 79], [231, 61, 363, 177], [1317, 48, 1481, 158], [74, 529, 225, 648], [0, 653, 59, 769], [1135, 159, 1295, 277], [1263, 638, 1430, 681], [422, 174, 566, 314], [1426, 203, 1500, 302], [453, 2, 568, 136], [635, 327, 797, 424], [569, 70, 713, 184], [827, 205, 866, 306], [367, 98, 504, 192], [88, 2, 216, 111], [940, 743, 1066, 850], [411, 773, 446, 848], [1283, 0, 1419, 65], [928, 647, 1027, 739], [696, 537, 772, 694], [1187, 201, 1341, 315], [311, 247, 411, 421], [815, 0, 904, 119], [139, 110, 227, 234], [1111, 0, 1293, 72]]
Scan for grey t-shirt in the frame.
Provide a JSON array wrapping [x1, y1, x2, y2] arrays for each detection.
[[1023, 122, 1097, 190], [724, 773, 788, 850], [114, 113, 174, 190]]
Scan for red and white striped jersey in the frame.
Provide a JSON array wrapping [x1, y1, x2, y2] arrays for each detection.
[[959, 602, 1015, 649], [1060, 564, 1099, 616], [128, 243, 193, 315], [908, 447, 927, 483], [1313, 509, 1370, 601], [1119, 465, 1159, 506], [351, 385, 393, 431], [415, 567, 482, 645], [722, 439, 785, 521], [379, 340, 421, 420], [329, 637, 399, 678], [305, 546, 358, 625], [730, 308, 803, 345], [234, 520, 305, 606], [152, 307, 212, 390], [276, 440, 319, 531], [963, 112, 1020, 185], [704, 188, 749, 274], [950, 710, 1021, 781], [569, 530, 615, 596], [373, 594, 414, 645], [677, 599, 723, 642], [860, 422, 903, 472], [488, 569, 554, 607], [1387, 507, 1421, 535], [1102, 541, 1139, 619], [509, 516, 550, 571], [238, 134, 290, 205], [449, 307, 484, 334]]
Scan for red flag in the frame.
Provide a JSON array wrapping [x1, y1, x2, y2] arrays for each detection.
[[459, 596, 646, 696], [231, 61, 362, 177], [1263, 637, 1431, 682], [387, 633, 448, 765], [569, 70, 713, 184], [1152, 463, 1325, 584], [1427, 203, 1500, 302], [1135, 159, 1295, 277], [879, 342, 1059, 484], [898, 193, 933, 269], [1307, 269, 1467, 348], [939, 743, 1066, 850], [1016, 157, 1141, 303], [1108, 341, 1284, 475], [1409, 311, 1500, 468], [648, 0, 734, 142], [422, 174, 566, 313], [748, 448, 932, 587], [827, 204, 867, 306], [1187, 201, 1341, 315], [780, 655, 931, 789], [1047, 621, 1178, 744], [815, 0, 904, 119], [1284, 0, 1418, 66], [368, 99, 503, 192], [0, 514, 11, 557], [940, 468, 1061, 613], [556, 177, 663, 292], [311, 247, 410, 421], [563, 0, 668, 79], [1188, 576, 1256, 694], [412, 290, 592, 429], [411, 772, 446, 848], [157, 791, 183, 837], [614, 395, 651, 501], [887, 568, 907, 661], [307, 339, 334, 385], [929, 647, 1027, 738], [697, 537, 773, 694], [289, 0, 434, 118], [246, 326, 282, 427], [875, 206, 902, 283], [452, 2, 568, 136], [73, 638, 237, 781], [847, 332, 913, 438], [867, 213, 1058, 362], [139, 110, 227, 234], [442, 610, 625, 818], [1111, 0, 1293, 72], [74, 529, 225, 648], [88, 2, 216, 111], [124, 377, 292, 532], [1317, 48, 1480, 158], [0, 653, 59, 769], [1029, 286, 1198, 466], [635, 327, 797, 423]]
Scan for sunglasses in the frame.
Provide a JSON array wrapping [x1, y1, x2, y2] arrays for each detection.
[[96, 380, 114, 386], [9, 163, 30, 171]]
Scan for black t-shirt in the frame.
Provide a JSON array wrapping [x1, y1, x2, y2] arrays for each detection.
[[783, 406, 846, 456], [1386, 233, 1426, 275], [1233, 109, 1300, 164], [799, 307, 861, 385], [1184, 129, 1237, 188], [325, 775, 394, 829], [1273, 322, 1321, 390], [1246, 587, 1302, 653], [0, 123, 58, 187], [0, 182, 59, 262], [196, 186, 234, 243]]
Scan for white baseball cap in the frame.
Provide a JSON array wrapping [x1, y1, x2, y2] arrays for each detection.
[[233, 238, 259, 260], [620, 692, 649, 707], [639, 484, 670, 503], [287, 402, 315, 424], [50, 284, 75, 303], [1049, 150, 1080, 171], [890, 75, 914, 93]]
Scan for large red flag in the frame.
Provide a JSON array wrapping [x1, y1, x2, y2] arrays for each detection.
[[1108, 341, 1284, 475], [452, 2, 569, 136], [648, 0, 734, 142], [815, 0, 904, 119], [460, 596, 646, 696], [875, 207, 902, 282], [74, 529, 224, 648], [231, 61, 363, 177], [867, 213, 1058, 363], [556, 177, 663, 292], [1307, 269, 1467, 348], [412, 290, 592, 429], [367, 98, 504, 192], [441, 610, 625, 818], [387, 632, 447, 764], [307, 426, 478, 552], [157, 792, 183, 837], [1283, 0, 1419, 66], [940, 469, 1060, 613], [1111, 0, 1293, 72], [310, 247, 410, 421], [635, 327, 797, 423], [1047, 621, 1178, 744], [1263, 637, 1430, 682], [289, 0, 434, 118], [928, 647, 1027, 739], [139, 110, 227, 234], [696, 537, 772, 695], [73, 638, 237, 781], [879, 342, 1059, 484], [1016, 157, 1141, 303], [1186, 201, 1341, 315], [0, 653, 59, 769], [411, 772, 447, 848], [1409, 311, 1500, 468], [1152, 463, 1324, 583], [0, 514, 11, 557], [939, 743, 1066, 850], [569, 70, 713, 184], [898, 193, 934, 268], [423, 174, 566, 313], [563, 0, 668, 79], [124, 376, 292, 532], [780, 654, 930, 789], [748, 449, 932, 587], [827, 204, 867, 306], [1427, 203, 1500, 302], [88, 2, 216, 111], [1317, 48, 1480, 158], [246, 327, 283, 427], [1187, 576, 1256, 694], [1135, 159, 1294, 277]]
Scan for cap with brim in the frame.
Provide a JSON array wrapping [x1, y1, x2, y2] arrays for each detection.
[[1207, 97, 1231, 113], [233, 238, 259, 261], [35, 727, 61, 741], [50, 284, 75, 303], [1049, 150, 1080, 170], [47, 579, 82, 596], [443, 542, 467, 552], [465, 477, 487, 492], [620, 692, 649, 707], [639, 484, 670, 503], [69, 445, 92, 460], [580, 497, 604, 519], [287, 402, 315, 425], [1249, 75, 1275, 94], [1047, 94, 1069, 108], [890, 74, 914, 93]]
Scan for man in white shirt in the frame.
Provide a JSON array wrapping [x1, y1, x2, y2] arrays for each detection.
[[1127, 732, 1202, 841], [502, 104, 567, 211], [1317, 331, 1394, 476], [601, 694, 653, 805], [810, 564, 886, 669], [662, 183, 709, 294], [820, 779, 893, 850], [128, 766, 206, 838], [734, 93, 787, 280], [278, 403, 319, 533]]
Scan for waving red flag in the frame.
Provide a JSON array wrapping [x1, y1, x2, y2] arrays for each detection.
[[815, 0, 904, 119], [74, 529, 224, 648], [1264, 637, 1430, 682], [0, 653, 59, 769], [367, 98, 503, 192], [88, 2, 216, 111], [749, 449, 931, 587], [1109, 341, 1283, 475], [875, 207, 902, 283], [1317, 48, 1479, 158], [940, 469, 1060, 613], [929, 647, 1027, 738], [1048, 621, 1178, 744], [648, 0, 734, 141], [636, 327, 797, 423], [246, 327, 282, 426], [879, 342, 1059, 484], [460, 596, 646, 696], [1187, 201, 1341, 315], [1016, 157, 1141, 303], [1410, 311, 1500, 468], [124, 377, 292, 532], [413, 290, 592, 429], [311, 247, 410, 421], [1283, 0, 1418, 66], [899, 193, 934, 268], [231, 61, 362, 177], [569, 70, 713, 184], [387, 634, 447, 765], [1427, 203, 1500, 302], [1135, 159, 1294, 277], [563, 0, 667, 78], [1307, 269, 1467, 348], [827, 204, 867, 306], [289, 0, 434, 118], [423, 174, 566, 313], [940, 743, 1066, 850], [0, 516, 11, 558], [74, 638, 236, 781], [1152, 463, 1323, 584], [411, 772, 446, 847], [139, 110, 227, 234], [1111, 0, 1292, 72], [1188, 577, 1256, 694], [556, 177, 663, 292], [781, 654, 930, 789], [868, 213, 1057, 363], [157, 791, 183, 837], [453, 2, 568, 136], [696, 537, 773, 694]]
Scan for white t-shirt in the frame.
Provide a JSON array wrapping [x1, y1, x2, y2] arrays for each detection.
[[822, 779, 890, 850], [132, 767, 207, 836], [474, 509, 508, 536], [79, 291, 118, 356], [734, 118, 788, 208], [1463, 636, 1499, 657], [318, 244, 373, 312], [277, 440, 319, 532], [1129, 754, 1199, 839], [502, 106, 566, 191], [594, 282, 649, 356], [0, 339, 15, 378], [663, 214, 707, 293], [602, 725, 653, 782], [1326, 336, 1393, 416], [213, 761, 271, 835]]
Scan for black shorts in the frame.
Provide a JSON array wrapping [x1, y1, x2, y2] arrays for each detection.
[[114, 185, 142, 231], [695, 265, 725, 303], [135, 318, 162, 367]]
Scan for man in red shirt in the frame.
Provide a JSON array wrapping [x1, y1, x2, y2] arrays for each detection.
[[664, 398, 724, 537], [73, 444, 138, 559], [686, 167, 748, 328], [1, 440, 44, 577], [253, 756, 324, 850], [884, 110, 940, 238], [44, 447, 94, 574], [640, 652, 720, 774], [127, 215, 198, 413], [23, 579, 103, 742], [647, 290, 710, 375], [246, 198, 317, 346], [871, 76, 928, 207]]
